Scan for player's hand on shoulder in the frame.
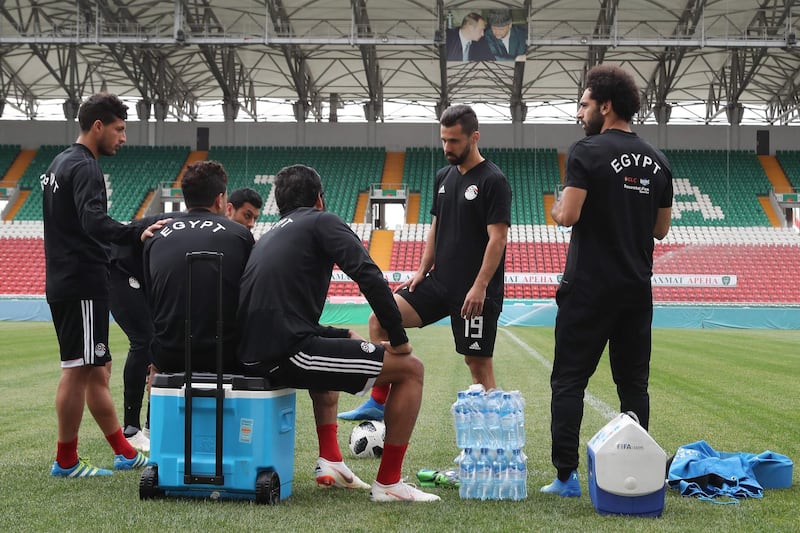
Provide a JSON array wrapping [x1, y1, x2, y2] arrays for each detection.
[[140, 218, 173, 242]]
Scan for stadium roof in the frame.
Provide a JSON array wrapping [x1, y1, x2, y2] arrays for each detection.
[[1, 0, 800, 125]]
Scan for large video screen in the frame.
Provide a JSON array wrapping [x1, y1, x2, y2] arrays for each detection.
[[445, 8, 528, 62]]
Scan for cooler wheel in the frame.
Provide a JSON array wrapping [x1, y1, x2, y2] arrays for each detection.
[[255, 470, 280, 505], [139, 465, 163, 500]]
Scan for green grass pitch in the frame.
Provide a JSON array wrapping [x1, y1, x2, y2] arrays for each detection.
[[1, 321, 797, 532]]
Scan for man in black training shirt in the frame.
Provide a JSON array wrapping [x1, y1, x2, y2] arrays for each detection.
[[110, 187, 263, 452], [340, 104, 512, 422], [43, 93, 150, 477], [109, 213, 169, 454], [541, 65, 673, 497], [238, 164, 439, 502], [144, 162, 254, 375]]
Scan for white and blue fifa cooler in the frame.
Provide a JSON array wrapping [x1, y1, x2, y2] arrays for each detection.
[[150, 373, 296, 502], [587, 413, 667, 517]]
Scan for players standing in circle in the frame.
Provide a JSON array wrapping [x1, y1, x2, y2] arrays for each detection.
[[43, 93, 150, 477], [340, 104, 512, 422], [541, 65, 673, 497], [238, 164, 440, 502]]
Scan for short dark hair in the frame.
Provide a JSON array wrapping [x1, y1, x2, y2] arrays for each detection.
[[460, 12, 485, 30], [181, 160, 228, 209], [440, 104, 479, 136], [584, 65, 641, 122], [78, 93, 128, 132], [274, 164, 323, 217], [487, 9, 512, 27], [228, 187, 263, 210]]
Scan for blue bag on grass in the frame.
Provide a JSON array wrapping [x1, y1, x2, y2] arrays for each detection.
[[667, 440, 764, 504]]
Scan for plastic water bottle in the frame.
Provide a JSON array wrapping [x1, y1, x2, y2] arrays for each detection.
[[491, 448, 509, 499], [500, 392, 519, 450], [485, 390, 502, 450], [475, 447, 492, 500], [468, 390, 486, 449], [509, 448, 528, 500], [458, 448, 476, 499], [452, 391, 471, 449], [511, 390, 526, 447]]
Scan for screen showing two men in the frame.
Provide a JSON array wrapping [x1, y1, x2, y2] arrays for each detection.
[[445, 9, 528, 63]]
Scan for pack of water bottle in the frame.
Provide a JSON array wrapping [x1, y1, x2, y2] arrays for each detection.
[[452, 385, 527, 500]]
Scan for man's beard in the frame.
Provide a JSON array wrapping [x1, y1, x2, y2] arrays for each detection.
[[445, 142, 471, 166], [583, 113, 603, 136]]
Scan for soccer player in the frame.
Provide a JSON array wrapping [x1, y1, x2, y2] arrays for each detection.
[[225, 186, 263, 230], [43, 93, 150, 477], [541, 65, 673, 497], [144, 162, 255, 375], [340, 104, 512, 422], [238, 164, 440, 502], [109, 214, 166, 453], [110, 186, 263, 452]]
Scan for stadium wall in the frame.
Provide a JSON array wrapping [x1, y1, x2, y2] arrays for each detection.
[[3, 298, 799, 329], [2, 121, 797, 154]]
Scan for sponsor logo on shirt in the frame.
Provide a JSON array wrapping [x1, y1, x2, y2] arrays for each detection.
[[622, 175, 651, 195], [464, 184, 479, 201]]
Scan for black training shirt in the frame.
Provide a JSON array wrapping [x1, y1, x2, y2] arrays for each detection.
[[143, 209, 254, 372], [42, 143, 138, 302], [238, 207, 407, 364], [562, 129, 674, 304], [429, 159, 512, 301]]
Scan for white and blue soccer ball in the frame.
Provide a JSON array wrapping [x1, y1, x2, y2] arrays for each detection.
[[348, 420, 385, 458]]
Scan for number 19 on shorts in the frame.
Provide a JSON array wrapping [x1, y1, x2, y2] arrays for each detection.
[[464, 316, 484, 339]]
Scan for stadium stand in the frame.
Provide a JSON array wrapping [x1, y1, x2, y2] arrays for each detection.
[[0, 145, 21, 179], [776, 150, 800, 188], [11, 145, 189, 222], [2, 147, 799, 305], [208, 146, 385, 223], [664, 149, 772, 226], [13, 145, 67, 221]]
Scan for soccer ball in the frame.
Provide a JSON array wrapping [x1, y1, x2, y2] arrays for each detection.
[[348, 420, 385, 458]]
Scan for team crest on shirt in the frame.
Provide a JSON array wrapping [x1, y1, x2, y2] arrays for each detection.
[[464, 185, 479, 200], [128, 276, 141, 289], [94, 343, 107, 357], [360, 341, 376, 354]]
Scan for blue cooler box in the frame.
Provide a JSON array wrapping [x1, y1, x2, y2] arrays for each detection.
[[143, 373, 296, 503], [587, 413, 666, 517]]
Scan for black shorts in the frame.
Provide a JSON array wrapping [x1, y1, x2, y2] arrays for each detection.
[[49, 299, 112, 368], [246, 337, 385, 395], [397, 276, 500, 357]]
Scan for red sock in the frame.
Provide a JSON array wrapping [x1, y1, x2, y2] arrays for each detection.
[[376, 442, 408, 486], [371, 384, 390, 405], [316, 423, 343, 462], [56, 438, 79, 468], [106, 428, 137, 458]]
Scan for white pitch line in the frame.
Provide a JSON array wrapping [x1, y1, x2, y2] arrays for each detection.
[[500, 328, 618, 421]]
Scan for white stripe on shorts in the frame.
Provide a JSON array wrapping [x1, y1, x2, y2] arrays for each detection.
[[81, 299, 94, 365], [289, 351, 383, 376]]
